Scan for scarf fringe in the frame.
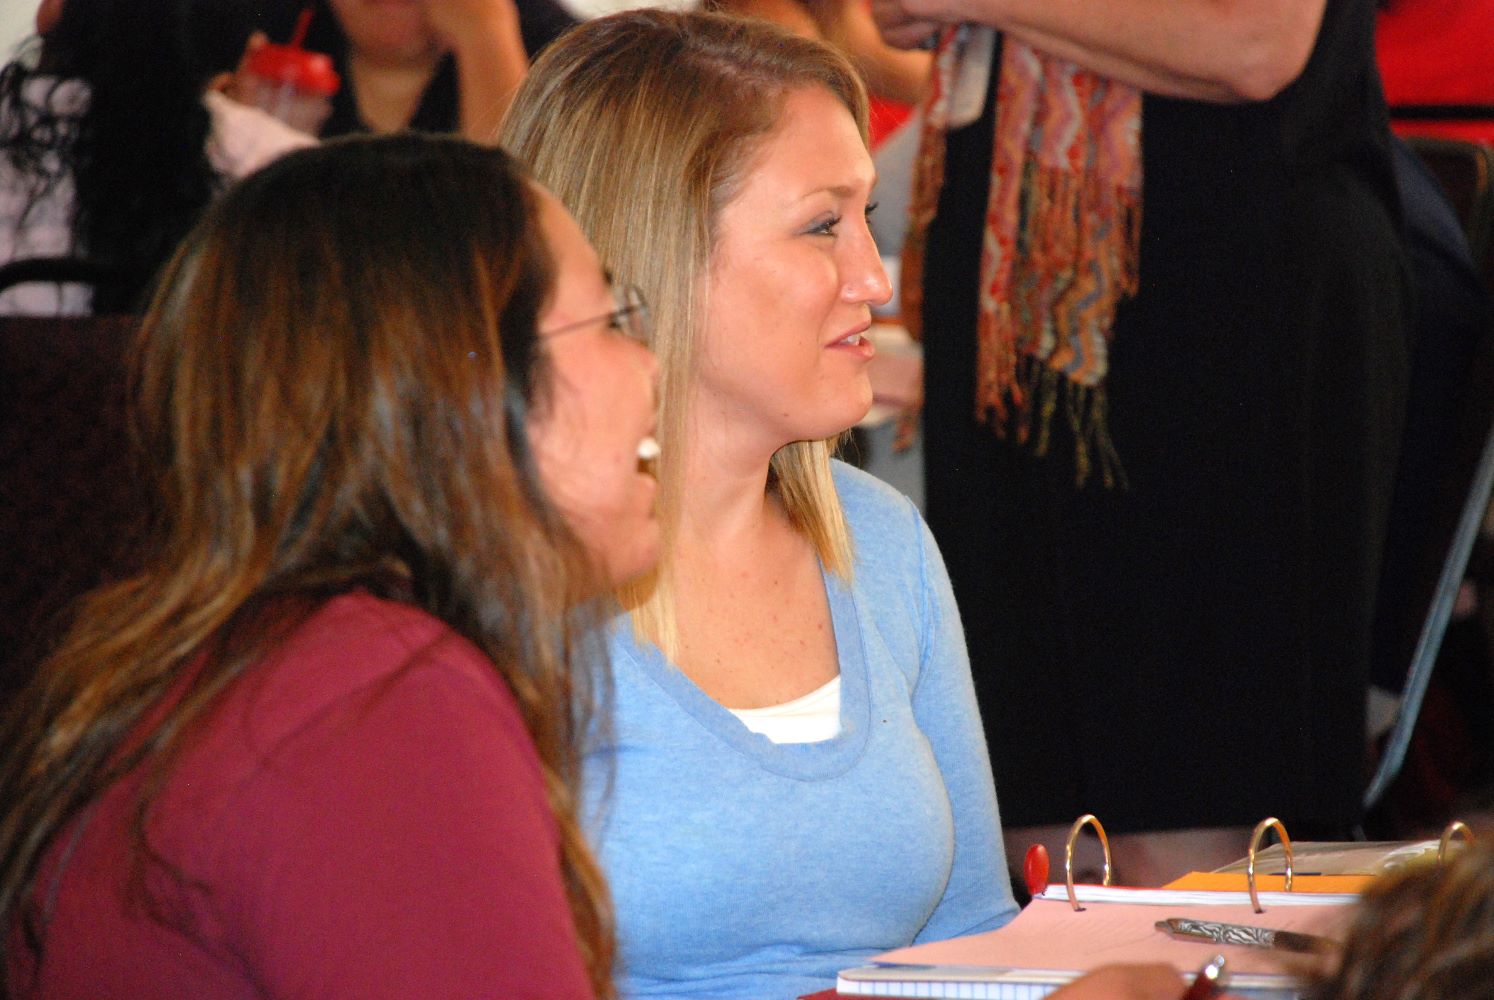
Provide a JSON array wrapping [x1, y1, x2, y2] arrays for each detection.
[[904, 33, 1141, 489], [975, 160, 1139, 488], [975, 355, 1126, 489]]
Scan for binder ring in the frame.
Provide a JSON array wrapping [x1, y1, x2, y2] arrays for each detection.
[[1246, 816, 1293, 914], [1438, 819, 1474, 863], [1064, 813, 1112, 912]]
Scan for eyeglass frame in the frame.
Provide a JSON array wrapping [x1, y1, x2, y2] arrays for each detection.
[[539, 281, 650, 346]]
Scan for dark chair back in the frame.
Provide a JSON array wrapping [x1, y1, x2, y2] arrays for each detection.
[[0, 256, 143, 315], [1402, 136, 1494, 287], [1364, 136, 1494, 811], [0, 314, 150, 709]]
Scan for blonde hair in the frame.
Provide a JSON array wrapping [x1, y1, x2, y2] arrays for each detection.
[[501, 9, 869, 656]]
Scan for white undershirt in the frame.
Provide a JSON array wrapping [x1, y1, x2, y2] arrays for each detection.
[[729, 676, 842, 744]]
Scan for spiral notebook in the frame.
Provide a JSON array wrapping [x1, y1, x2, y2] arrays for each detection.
[[836, 884, 1355, 999]]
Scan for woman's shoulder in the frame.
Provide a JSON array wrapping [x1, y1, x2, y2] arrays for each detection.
[[831, 458, 924, 544], [830, 459, 942, 601], [226, 592, 508, 747], [154, 594, 556, 920], [273, 588, 483, 671]]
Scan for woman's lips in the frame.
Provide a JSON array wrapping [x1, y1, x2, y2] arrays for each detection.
[[827, 328, 876, 358]]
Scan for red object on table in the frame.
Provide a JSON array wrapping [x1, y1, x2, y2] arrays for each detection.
[[1024, 842, 1051, 898]]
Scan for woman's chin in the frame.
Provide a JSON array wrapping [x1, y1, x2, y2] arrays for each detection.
[[603, 527, 663, 590], [828, 383, 875, 437]]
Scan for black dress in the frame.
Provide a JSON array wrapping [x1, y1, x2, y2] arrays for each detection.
[[920, 0, 1410, 834]]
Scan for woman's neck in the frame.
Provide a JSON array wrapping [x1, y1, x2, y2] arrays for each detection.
[[346, 52, 440, 133], [676, 444, 778, 559], [669, 424, 833, 710], [676, 388, 794, 544]]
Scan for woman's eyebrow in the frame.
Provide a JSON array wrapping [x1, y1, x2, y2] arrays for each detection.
[[794, 179, 880, 202]]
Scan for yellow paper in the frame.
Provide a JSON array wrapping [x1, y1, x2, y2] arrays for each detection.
[[1166, 872, 1374, 894]]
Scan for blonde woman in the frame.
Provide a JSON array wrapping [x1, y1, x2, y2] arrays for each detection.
[[502, 12, 1017, 997]]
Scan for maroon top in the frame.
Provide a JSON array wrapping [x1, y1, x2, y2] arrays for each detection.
[[9, 592, 594, 1000]]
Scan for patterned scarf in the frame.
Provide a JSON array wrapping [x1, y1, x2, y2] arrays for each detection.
[[903, 27, 1143, 487]]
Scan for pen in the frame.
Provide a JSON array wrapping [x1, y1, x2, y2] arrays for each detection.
[[1156, 917, 1336, 954], [1181, 955, 1227, 1000]]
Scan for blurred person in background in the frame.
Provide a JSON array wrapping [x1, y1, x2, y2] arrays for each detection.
[[0, 0, 312, 316], [274, 0, 576, 141], [873, 0, 1410, 885]]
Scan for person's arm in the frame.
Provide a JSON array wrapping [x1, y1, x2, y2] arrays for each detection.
[[720, 0, 825, 37], [906, 506, 1021, 943], [210, 644, 593, 999], [424, 0, 529, 143], [810, 0, 933, 106], [871, 0, 1327, 102]]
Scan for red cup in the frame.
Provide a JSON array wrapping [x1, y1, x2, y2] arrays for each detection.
[[240, 11, 340, 135]]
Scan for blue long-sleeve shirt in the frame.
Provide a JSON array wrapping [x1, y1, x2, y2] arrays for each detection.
[[589, 461, 1018, 999]]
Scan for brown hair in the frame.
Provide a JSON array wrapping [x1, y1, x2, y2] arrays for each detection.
[[501, 9, 869, 656], [1305, 841, 1494, 1000], [0, 134, 614, 996]]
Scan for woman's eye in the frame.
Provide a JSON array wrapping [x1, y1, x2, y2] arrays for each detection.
[[865, 200, 879, 219], [808, 214, 842, 236]]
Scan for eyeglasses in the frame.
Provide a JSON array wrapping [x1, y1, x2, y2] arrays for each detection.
[[540, 282, 650, 346]]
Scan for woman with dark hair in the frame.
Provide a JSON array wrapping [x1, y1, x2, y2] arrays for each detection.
[[0, 0, 313, 315], [0, 133, 660, 998], [288, 0, 575, 141]]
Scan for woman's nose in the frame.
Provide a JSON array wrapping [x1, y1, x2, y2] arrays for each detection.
[[843, 228, 893, 307]]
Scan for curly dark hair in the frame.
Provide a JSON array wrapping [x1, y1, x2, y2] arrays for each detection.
[[0, 0, 259, 312]]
